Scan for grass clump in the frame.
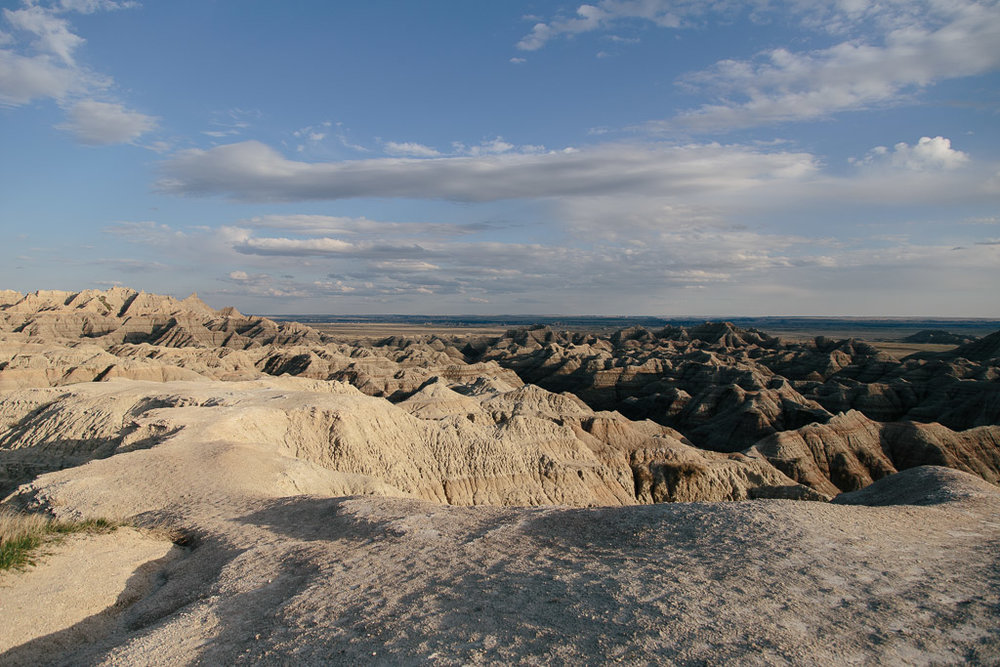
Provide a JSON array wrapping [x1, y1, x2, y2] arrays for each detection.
[[0, 509, 117, 571]]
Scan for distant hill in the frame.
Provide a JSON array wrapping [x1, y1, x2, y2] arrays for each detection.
[[902, 329, 976, 344]]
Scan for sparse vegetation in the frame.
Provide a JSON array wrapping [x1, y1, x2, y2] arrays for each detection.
[[0, 509, 116, 571]]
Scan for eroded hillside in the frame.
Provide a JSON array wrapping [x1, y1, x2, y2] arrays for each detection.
[[1, 287, 998, 505]]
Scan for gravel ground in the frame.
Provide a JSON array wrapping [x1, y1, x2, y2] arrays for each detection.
[[1, 467, 998, 665]]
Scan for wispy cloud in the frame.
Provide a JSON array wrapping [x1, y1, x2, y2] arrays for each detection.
[[93, 257, 169, 272], [57, 99, 157, 145], [202, 108, 260, 140], [57, 0, 137, 14], [516, 2, 679, 52], [0, 0, 155, 145], [103, 214, 1000, 315], [3, 3, 84, 65], [380, 137, 543, 158], [0, 47, 90, 104], [156, 140, 818, 202], [516, 1, 1000, 133], [382, 141, 441, 157], [241, 214, 493, 238], [667, 1, 1000, 131]]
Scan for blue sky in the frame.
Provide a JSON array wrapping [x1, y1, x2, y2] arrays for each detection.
[[1, 0, 999, 316]]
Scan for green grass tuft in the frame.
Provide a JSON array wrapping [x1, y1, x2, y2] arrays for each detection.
[[0, 509, 118, 571]]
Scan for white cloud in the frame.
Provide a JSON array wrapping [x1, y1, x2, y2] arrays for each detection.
[[3, 4, 84, 65], [517, 22, 553, 51], [456, 137, 516, 156], [516, 1, 1000, 132], [666, 1, 1000, 130], [383, 141, 441, 157], [892, 137, 969, 170], [0, 3, 109, 105], [234, 236, 357, 256], [1, 1, 156, 148], [0, 48, 84, 104], [241, 214, 490, 238], [98, 211, 1000, 315], [606, 35, 640, 44], [157, 140, 818, 202], [58, 0, 138, 14], [372, 260, 441, 272], [516, 2, 673, 51], [57, 99, 158, 144], [515, 1, 690, 51], [853, 136, 970, 171]]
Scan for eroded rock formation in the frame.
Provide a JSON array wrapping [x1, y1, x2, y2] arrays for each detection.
[[1, 288, 998, 505]]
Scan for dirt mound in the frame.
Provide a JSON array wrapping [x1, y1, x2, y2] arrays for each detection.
[[832, 465, 1000, 506]]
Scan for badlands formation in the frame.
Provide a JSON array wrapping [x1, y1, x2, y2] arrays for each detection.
[[0, 287, 998, 664]]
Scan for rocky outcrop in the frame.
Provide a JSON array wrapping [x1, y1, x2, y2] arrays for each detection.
[[750, 411, 1000, 496], [2, 288, 998, 503], [0, 288, 323, 349], [0, 376, 821, 505], [471, 322, 1000, 458]]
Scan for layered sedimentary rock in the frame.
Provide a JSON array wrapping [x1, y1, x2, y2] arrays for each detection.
[[0, 376, 820, 506], [0, 287, 321, 348], [1, 288, 998, 504], [749, 410, 1000, 497], [470, 323, 1000, 450]]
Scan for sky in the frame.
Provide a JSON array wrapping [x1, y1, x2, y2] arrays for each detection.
[[1, 0, 999, 316]]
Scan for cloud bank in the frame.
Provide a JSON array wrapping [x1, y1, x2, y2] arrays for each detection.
[[157, 140, 818, 202], [102, 209, 1000, 315]]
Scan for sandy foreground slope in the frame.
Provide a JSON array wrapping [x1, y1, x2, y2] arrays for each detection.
[[1, 435, 998, 664]]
